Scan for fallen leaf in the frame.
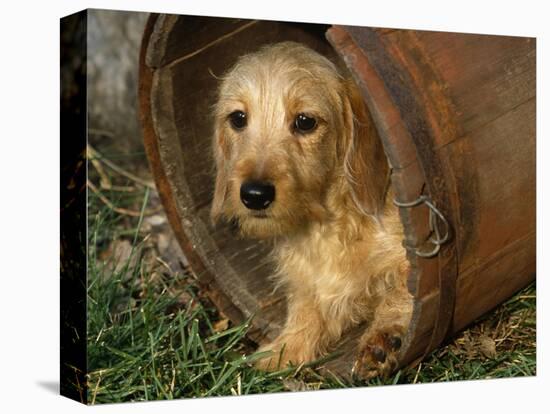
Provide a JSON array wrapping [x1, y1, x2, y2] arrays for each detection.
[[460, 331, 476, 359], [213, 318, 229, 333], [283, 379, 307, 392], [478, 335, 497, 358], [99, 239, 136, 276], [283, 379, 322, 392]]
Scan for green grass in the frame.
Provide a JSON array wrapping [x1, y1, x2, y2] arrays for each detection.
[[86, 190, 353, 402], [86, 156, 536, 404]]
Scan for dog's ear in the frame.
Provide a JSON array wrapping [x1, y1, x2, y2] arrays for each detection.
[[341, 79, 389, 217], [211, 124, 230, 224]]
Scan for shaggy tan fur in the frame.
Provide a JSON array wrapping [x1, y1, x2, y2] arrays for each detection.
[[211, 42, 413, 378]]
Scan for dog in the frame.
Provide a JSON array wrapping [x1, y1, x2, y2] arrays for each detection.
[[210, 41, 412, 378]]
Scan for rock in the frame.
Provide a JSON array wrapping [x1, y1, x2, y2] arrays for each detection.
[[87, 9, 149, 163], [146, 214, 166, 228]]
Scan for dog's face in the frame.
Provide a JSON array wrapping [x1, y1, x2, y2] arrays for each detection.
[[211, 42, 387, 238]]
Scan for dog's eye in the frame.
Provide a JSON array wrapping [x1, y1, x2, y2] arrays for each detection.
[[294, 114, 317, 133], [228, 110, 247, 130]]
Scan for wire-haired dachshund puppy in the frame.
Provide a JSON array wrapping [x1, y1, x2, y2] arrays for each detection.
[[211, 41, 412, 378]]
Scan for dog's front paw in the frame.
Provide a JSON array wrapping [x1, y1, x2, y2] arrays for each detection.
[[355, 325, 405, 380], [254, 342, 287, 371], [254, 336, 316, 371]]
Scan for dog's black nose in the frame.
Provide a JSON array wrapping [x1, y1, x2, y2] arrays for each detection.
[[240, 181, 275, 210]]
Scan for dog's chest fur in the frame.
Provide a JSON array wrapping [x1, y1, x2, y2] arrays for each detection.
[[273, 218, 402, 325]]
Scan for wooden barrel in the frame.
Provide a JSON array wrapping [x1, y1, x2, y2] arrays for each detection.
[[139, 13, 536, 375]]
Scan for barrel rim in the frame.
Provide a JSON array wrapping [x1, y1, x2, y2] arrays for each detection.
[[138, 13, 253, 335]]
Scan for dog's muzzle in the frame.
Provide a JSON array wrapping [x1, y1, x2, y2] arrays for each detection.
[[240, 181, 275, 210]]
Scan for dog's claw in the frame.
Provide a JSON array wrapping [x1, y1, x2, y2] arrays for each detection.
[[389, 336, 402, 351], [372, 346, 386, 363]]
